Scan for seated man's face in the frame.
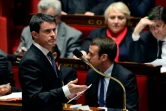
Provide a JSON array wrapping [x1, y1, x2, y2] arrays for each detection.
[[149, 20, 166, 40], [87, 45, 102, 69]]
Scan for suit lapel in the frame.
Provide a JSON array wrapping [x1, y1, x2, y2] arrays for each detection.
[[106, 63, 118, 98], [31, 45, 60, 82]]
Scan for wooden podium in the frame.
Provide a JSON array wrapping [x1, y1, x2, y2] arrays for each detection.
[[0, 102, 104, 111]]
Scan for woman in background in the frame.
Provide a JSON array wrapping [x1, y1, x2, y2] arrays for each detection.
[[79, 2, 133, 62]]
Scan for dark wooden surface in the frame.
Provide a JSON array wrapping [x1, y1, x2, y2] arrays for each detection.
[[0, 102, 104, 111], [61, 14, 140, 28]]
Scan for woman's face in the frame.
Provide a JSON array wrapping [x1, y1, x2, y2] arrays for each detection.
[[107, 9, 127, 35]]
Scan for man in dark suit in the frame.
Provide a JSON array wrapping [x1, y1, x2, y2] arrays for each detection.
[[129, 6, 166, 63], [15, 0, 82, 58], [19, 13, 87, 111], [0, 50, 21, 96], [85, 37, 138, 111]]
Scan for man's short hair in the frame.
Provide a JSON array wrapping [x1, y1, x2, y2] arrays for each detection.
[[37, 0, 62, 16], [148, 6, 166, 23], [30, 13, 56, 33], [90, 37, 117, 62]]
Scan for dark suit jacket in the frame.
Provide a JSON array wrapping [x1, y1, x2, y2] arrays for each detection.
[[85, 63, 139, 111], [129, 31, 158, 63], [104, 0, 155, 17], [82, 27, 133, 61], [0, 50, 21, 92], [19, 44, 68, 111], [60, 65, 77, 85]]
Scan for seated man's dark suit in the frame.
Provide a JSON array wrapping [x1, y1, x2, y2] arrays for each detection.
[[0, 50, 21, 92], [129, 31, 159, 63], [19, 44, 68, 111], [60, 65, 77, 85], [85, 63, 139, 111]]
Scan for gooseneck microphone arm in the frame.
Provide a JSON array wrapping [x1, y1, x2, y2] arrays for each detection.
[[73, 49, 127, 111]]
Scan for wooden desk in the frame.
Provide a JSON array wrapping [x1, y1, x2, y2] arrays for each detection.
[[0, 102, 104, 111], [0, 101, 22, 111], [61, 14, 140, 28]]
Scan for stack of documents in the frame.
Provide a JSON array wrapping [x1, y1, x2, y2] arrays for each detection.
[[0, 92, 22, 101]]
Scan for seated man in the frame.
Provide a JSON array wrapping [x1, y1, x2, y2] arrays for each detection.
[[0, 49, 21, 96], [15, 0, 82, 58], [51, 44, 77, 85], [129, 6, 166, 63], [85, 37, 139, 111]]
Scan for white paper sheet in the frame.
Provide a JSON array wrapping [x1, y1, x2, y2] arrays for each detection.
[[67, 84, 92, 103], [0, 92, 22, 101]]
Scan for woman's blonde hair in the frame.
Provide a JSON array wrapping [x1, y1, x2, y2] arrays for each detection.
[[104, 2, 130, 22]]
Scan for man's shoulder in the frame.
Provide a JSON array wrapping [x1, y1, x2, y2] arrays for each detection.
[[60, 22, 82, 34], [114, 63, 133, 75]]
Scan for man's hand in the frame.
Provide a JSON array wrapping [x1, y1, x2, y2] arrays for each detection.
[[85, 12, 95, 16], [67, 79, 87, 94], [73, 50, 88, 59], [134, 16, 154, 36], [0, 83, 11, 96]]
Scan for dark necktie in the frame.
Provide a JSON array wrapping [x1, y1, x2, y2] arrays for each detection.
[[99, 76, 105, 107], [47, 52, 58, 76], [158, 41, 164, 59]]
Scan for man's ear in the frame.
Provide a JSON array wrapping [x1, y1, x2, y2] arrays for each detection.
[[100, 54, 108, 61], [31, 31, 38, 39]]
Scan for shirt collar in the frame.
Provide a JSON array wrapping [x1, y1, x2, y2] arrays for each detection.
[[104, 63, 114, 76], [33, 42, 49, 56]]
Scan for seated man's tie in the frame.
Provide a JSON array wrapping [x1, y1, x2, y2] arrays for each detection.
[[158, 41, 164, 59], [99, 76, 105, 107]]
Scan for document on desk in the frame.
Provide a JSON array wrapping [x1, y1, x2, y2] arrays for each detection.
[[0, 92, 22, 101], [67, 84, 92, 103]]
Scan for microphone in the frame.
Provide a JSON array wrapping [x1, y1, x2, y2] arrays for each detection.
[[73, 49, 127, 111], [7, 55, 21, 63]]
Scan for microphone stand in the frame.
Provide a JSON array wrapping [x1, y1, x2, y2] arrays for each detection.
[[82, 57, 127, 111]]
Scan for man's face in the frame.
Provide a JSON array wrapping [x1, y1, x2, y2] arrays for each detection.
[[33, 21, 56, 50], [107, 9, 127, 35], [87, 45, 102, 69], [149, 20, 166, 40]]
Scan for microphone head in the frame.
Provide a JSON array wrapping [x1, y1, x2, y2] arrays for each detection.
[[73, 49, 83, 58], [7, 55, 17, 62]]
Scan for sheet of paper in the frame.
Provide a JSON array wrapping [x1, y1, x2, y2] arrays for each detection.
[[145, 59, 166, 67], [144, 59, 166, 73], [67, 84, 92, 103], [0, 92, 22, 101]]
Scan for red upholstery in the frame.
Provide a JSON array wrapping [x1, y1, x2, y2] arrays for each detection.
[[12, 67, 21, 89], [0, 16, 8, 53], [76, 71, 87, 105], [30, 0, 39, 14], [156, 0, 166, 7], [136, 75, 148, 111]]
